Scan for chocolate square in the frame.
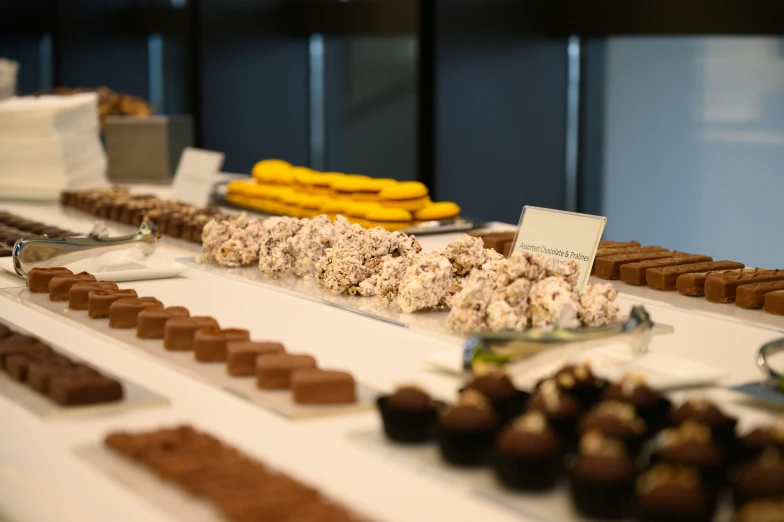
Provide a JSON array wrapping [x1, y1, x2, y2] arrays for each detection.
[[108, 297, 163, 328], [226, 341, 285, 376], [48, 372, 124, 406], [256, 353, 317, 390], [291, 369, 356, 405], [193, 328, 250, 363]]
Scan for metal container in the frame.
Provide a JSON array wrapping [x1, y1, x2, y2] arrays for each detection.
[[104, 115, 193, 184]]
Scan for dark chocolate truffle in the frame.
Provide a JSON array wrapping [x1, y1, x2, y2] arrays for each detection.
[[635, 463, 717, 522], [553, 362, 607, 409], [579, 400, 647, 454], [670, 398, 737, 450], [378, 386, 439, 443], [654, 421, 726, 488], [465, 368, 528, 423], [603, 374, 671, 433], [569, 431, 636, 519], [736, 499, 784, 522], [526, 379, 582, 448], [437, 390, 499, 467], [738, 421, 784, 462], [733, 448, 784, 506], [493, 411, 562, 491]]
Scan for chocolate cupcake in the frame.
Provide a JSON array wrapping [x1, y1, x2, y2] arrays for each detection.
[[733, 447, 784, 506], [738, 420, 784, 463], [526, 379, 582, 448], [569, 431, 636, 519], [464, 368, 528, 424], [493, 411, 562, 491], [579, 400, 648, 455], [437, 389, 499, 467], [552, 362, 607, 409], [736, 499, 784, 522], [670, 398, 738, 451], [377, 385, 439, 443], [654, 421, 726, 488], [604, 374, 671, 433], [635, 463, 717, 522]]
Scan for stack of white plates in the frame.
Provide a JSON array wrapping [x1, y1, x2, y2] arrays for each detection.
[[0, 92, 108, 200]]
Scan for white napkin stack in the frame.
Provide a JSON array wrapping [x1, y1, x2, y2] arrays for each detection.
[[0, 92, 108, 200]]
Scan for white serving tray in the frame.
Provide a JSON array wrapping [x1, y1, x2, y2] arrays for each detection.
[[0, 287, 376, 420], [0, 250, 188, 283], [425, 342, 727, 392], [348, 430, 735, 522]]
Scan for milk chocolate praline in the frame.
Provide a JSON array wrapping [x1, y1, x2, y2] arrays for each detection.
[[163, 316, 220, 351], [26, 267, 72, 293], [437, 390, 499, 467], [48, 272, 96, 301], [192, 327, 250, 362], [68, 281, 119, 310], [493, 411, 562, 491], [108, 297, 162, 328], [378, 386, 440, 443], [88, 289, 139, 318], [136, 306, 190, 339]]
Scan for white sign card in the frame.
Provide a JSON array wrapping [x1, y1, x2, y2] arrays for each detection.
[[170, 147, 225, 207], [511, 206, 606, 291]]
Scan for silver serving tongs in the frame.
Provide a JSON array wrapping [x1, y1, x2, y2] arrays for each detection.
[[12, 221, 159, 276], [757, 337, 784, 393], [462, 305, 654, 377]]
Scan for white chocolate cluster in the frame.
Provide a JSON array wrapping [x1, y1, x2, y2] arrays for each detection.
[[201, 213, 264, 267]]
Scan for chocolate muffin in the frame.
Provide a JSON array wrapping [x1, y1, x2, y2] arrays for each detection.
[[634, 463, 717, 522], [736, 499, 784, 522], [464, 368, 528, 424], [377, 385, 440, 443], [733, 447, 784, 506], [437, 389, 499, 467], [579, 400, 648, 455], [604, 374, 671, 434], [670, 398, 738, 451], [526, 379, 582, 448], [493, 411, 562, 491], [552, 362, 607, 409], [653, 421, 726, 488], [569, 431, 636, 519], [738, 420, 784, 462]]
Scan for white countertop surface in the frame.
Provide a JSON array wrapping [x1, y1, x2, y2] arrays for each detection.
[[0, 199, 782, 522]]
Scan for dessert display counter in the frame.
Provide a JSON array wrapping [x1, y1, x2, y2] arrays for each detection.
[[1, 199, 783, 522]]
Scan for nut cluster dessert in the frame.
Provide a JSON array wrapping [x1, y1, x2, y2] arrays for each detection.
[[25, 266, 357, 407], [60, 187, 220, 244], [0, 322, 123, 407], [105, 425, 368, 522], [199, 212, 622, 335]]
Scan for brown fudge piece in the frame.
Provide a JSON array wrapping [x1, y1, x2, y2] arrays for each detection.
[[26, 355, 76, 393], [735, 281, 784, 309], [619, 255, 713, 286], [647, 261, 745, 291], [594, 251, 676, 280], [291, 369, 356, 405], [48, 272, 96, 301], [108, 297, 163, 328], [763, 291, 784, 316], [164, 316, 220, 351], [226, 341, 285, 376], [704, 270, 784, 304], [68, 281, 119, 310], [136, 306, 190, 339], [677, 268, 765, 297], [4, 349, 55, 381], [0, 335, 44, 367], [87, 289, 138, 318], [193, 327, 250, 362], [48, 369, 124, 406], [257, 353, 317, 390], [26, 267, 72, 293], [599, 240, 640, 248]]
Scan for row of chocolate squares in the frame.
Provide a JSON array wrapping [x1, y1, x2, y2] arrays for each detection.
[[27, 267, 357, 406], [0, 210, 80, 256], [104, 425, 368, 522], [0, 323, 123, 406], [60, 190, 218, 244], [376, 369, 784, 522]]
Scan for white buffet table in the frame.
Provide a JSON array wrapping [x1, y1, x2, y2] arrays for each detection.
[[0, 200, 782, 522]]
